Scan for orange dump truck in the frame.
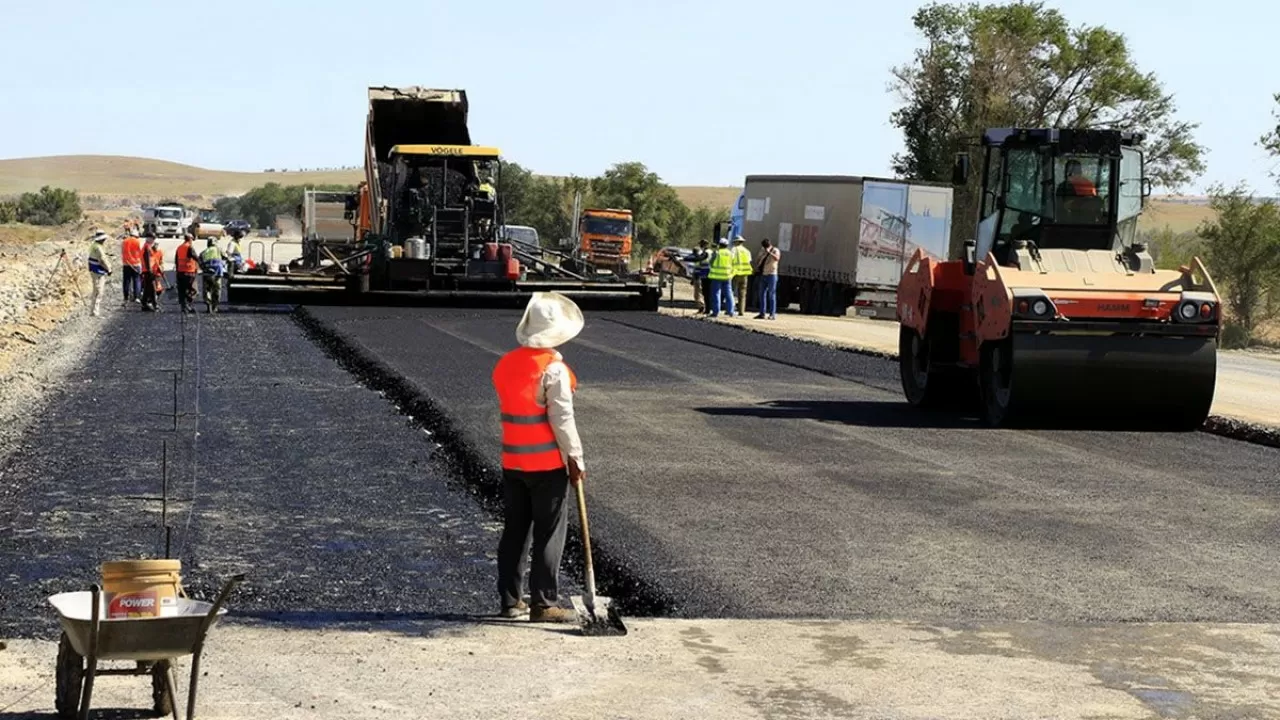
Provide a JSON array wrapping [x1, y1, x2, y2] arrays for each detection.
[[579, 208, 634, 274]]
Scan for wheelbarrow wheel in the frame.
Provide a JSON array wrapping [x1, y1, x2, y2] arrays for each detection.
[[55, 632, 84, 719], [151, 660, 174, 717]]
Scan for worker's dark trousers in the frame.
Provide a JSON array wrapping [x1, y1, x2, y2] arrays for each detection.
[[141, 273, 157, 310], [122, 265, 141, 301], [176, 273, 196, 311], [498, 467, 570, 610]]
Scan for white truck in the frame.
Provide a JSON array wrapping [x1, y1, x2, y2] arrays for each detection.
[[739, 175, 954, 318], [143, 203, 190, 238]]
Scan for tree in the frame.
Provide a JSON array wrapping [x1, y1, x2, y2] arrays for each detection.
[[891, 2, 1205, 251], [0, 200, 16, 224], [1263, 93, 1280, 180], [497, 162, 536, 229], [217, 183, 355, 228], [15, 186, 81, 225], [1198, 185, 1280, 347], [591, 162, 687, 254]]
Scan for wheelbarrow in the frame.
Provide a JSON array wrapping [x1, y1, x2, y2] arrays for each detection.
[[47, 574, 243, 720]]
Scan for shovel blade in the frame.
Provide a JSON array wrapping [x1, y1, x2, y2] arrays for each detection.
[[571, 594, 627, 636]]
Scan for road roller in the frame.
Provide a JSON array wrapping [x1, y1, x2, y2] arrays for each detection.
[[896, 128, 1220, 429]]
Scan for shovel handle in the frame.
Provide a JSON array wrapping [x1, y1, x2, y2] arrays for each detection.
[[574, 480, 597, 604]]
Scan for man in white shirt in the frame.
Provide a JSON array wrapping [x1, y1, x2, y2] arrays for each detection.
[[492, 292, 586, 623]]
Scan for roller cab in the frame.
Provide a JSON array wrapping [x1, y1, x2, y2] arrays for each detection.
[[897, 128, 1220, 429]]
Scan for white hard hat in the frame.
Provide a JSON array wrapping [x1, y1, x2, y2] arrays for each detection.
[[516, 292, 585, 349], [734, 235, 746, 243], [718, 237, 729, 247]]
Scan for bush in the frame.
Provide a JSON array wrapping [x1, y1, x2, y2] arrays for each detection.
[[0, 200, 16, 224], [15, 186, 81, 225]]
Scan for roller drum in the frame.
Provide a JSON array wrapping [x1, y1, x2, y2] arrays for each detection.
[[985, 331, 1217, 429]]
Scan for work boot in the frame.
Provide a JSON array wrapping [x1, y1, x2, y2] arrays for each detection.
[[528, 606, 576, 624], [754, 313, 765, 319], [499, 601, 529, 619]]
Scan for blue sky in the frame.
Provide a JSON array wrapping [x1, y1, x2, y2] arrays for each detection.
[[0, 0, 1275, 193]]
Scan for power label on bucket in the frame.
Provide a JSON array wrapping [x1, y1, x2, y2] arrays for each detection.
[[108, 590, 161, 619]]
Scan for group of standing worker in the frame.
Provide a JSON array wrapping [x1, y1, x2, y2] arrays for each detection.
[[86, 222, 244, 316], [689, 235, 781, 319]]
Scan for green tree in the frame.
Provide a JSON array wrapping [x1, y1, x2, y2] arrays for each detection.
[[220, 183, 355, 228], [1263, 93, 1280, 179], [15, 186, 81, 225], [1198, 185, 1280, 347], [891, 2, 1205, 251], [591, 162, 686, 254], [0, 200, 16, 224], [684, 205, 729, 246], [497, 161, 535, 227], [1140, 225, 1204, 270]]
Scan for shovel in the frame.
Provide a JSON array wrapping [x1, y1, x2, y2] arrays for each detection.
[[570, 480, 627, 636]]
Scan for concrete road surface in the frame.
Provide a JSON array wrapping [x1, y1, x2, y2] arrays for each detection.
[[664, 305, 1280, 428], [4, 619, 1278, 719]]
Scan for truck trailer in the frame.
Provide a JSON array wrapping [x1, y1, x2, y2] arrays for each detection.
[[229, 86, 659, 308], [739, 175, 954, 318]]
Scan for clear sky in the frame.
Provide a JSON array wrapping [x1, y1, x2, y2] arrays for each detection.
[[0, 0, 1275, 193]]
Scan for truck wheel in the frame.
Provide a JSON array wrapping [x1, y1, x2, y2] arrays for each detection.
[[821, 283, 843, 316], [980, 339, 1016, 427]]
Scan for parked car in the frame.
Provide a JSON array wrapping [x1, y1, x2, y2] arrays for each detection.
[[225, 219, 251, 238]]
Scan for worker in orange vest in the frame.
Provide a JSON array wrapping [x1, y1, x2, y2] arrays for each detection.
[[491, 292, 586, 624], [120, 229, 144, 304], [1059, 159, 1097, 197], [174, 234, 199, 314], [140, 234, 165, 312]]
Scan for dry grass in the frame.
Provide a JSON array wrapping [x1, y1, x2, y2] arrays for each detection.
[[0, 224, 59, 247], [0, 156, 361, 197], [675, 186, 740, 210], [1138, 199, 1214, 234]]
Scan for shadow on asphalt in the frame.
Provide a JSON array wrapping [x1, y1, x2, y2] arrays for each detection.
[[696, 400, 982, 429], [232, 611, 584, 638]]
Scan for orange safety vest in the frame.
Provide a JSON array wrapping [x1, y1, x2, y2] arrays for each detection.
[[493, 347, 578, 472], [175, 242, 198, 274], [121, 235, 143, 267], [1067, 176, 1097, 197], [145, 244, 164, 274]]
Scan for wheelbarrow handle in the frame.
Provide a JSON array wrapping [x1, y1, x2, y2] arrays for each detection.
[[200, 574, 245, 633]]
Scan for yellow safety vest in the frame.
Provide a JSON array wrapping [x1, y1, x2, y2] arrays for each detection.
[[732, 245, 753, 276], [708, 248, 734, 281]]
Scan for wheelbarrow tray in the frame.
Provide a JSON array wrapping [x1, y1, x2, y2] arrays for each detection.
[[48, 592, 225, 662]]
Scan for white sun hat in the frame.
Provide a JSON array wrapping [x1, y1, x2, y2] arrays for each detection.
[[516, 292, 585, 349]]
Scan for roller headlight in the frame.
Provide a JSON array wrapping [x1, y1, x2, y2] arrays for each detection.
[[1179, 302, 1198, 320], [1031, 299, 1050, 317]]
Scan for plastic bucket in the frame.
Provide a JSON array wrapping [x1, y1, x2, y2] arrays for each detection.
[[101, 559, 182, 619]]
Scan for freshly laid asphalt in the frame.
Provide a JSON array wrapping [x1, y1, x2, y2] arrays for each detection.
[[0, 301, 509, 638], [5, 299, 1279, 639], [304, 306, 1280, 623]]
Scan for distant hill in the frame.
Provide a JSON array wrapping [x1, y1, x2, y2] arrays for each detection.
[[0, 156, 360, 197], [0, 155, 1212, 230]]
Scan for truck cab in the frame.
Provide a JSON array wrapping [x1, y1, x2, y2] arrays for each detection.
[[579, 208, 634, 274], [145, 204, 187, 238]]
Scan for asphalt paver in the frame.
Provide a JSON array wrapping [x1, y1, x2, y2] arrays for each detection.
[[303, 306, 1280, 623], [0, 304, 505, 638]]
